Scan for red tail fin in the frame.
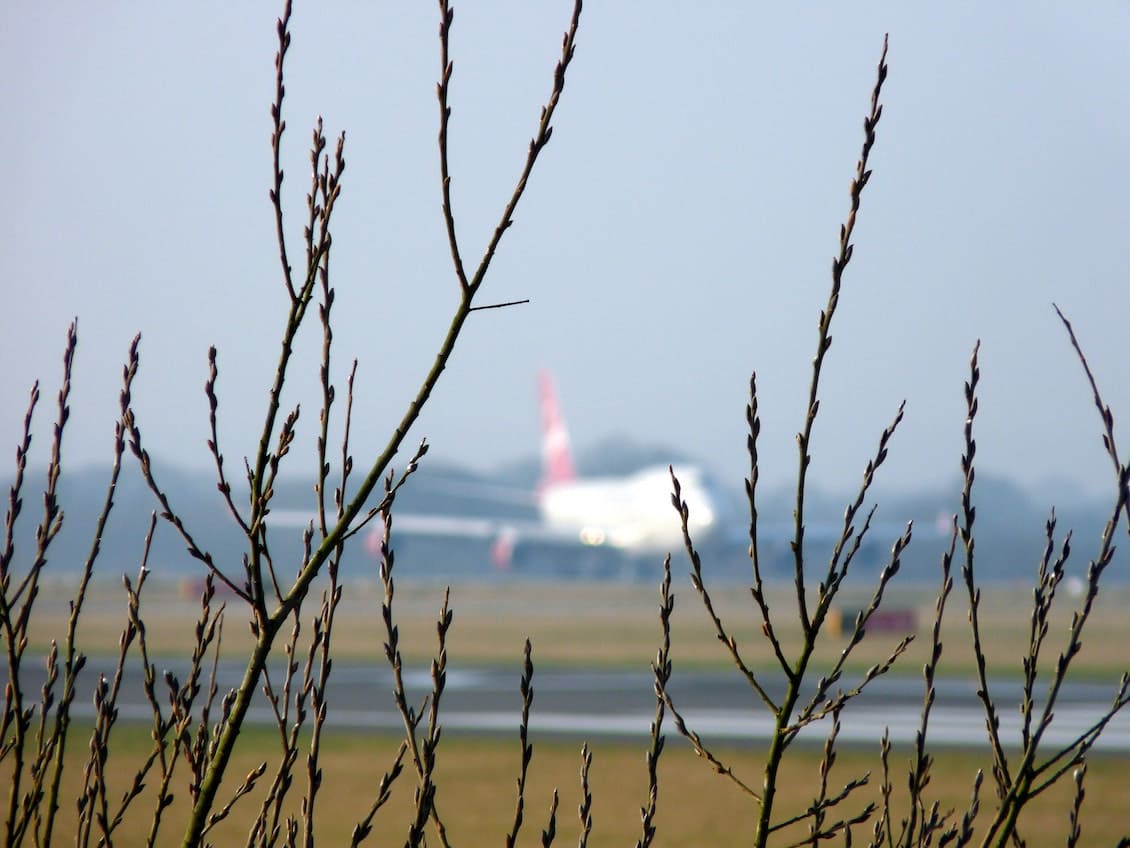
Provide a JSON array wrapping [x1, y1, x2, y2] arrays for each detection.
[[538, 370, 576, 487]]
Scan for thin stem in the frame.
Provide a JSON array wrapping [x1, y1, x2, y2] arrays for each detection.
[[673, 469, 777, 710], [746, 372, 792, 676], [40, 342, 131, 846], [758, 39, 890, 845], [179, 3, 583, 842], [269, 0, 296, 301], [792, 35, 888, 635], [639, 557, 674, 848], [2, 322, 75, 846], [504, 640, 536, 848]]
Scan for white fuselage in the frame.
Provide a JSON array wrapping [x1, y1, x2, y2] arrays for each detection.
[[538, 465, 716, 553]]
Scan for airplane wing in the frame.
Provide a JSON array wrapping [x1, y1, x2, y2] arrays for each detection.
[[262, 507, 602, 573]]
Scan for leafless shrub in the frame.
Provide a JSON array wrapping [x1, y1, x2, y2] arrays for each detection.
[[2, 1, 581, 845], [662, 34, 1130, 848]]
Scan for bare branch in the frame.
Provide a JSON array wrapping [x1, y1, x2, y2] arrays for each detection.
[[792, 35, 889, 634]]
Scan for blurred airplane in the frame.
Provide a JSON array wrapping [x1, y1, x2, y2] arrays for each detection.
[[531, 370, 718, 554], [371, 371, 721, 576], [268, 370, 722, 578], [257, 370, 957, 586]]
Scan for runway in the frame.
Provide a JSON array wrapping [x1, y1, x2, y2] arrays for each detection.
[[24, 657, 1130, 752]]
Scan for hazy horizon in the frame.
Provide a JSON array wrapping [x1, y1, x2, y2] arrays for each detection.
[[3, 4, 1129, 502]]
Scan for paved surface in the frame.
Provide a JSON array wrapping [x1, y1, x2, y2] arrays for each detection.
[[13, 657, 1130, 751]]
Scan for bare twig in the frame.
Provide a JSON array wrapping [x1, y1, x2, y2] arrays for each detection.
[[469, 298, 531, 312], [638, 557, 673, 848], [958, 341, 1012, 805], [349, 742, 407, 847], [540, 790, 560, 848], [672, 469, 777, 709], [662, 38, 893, 848], [577, 743, 593, 848], [657, 574, 761, 805], [791, 35, 889, 634], [2, 323, 77, 846], [505, 640, 537, 848], [175, 5, 583, 843], [745, 372, 793, 676], [1054, 304, 1130, 525], [1065, 765, 1086, 848], [206, 347, 250, 535]]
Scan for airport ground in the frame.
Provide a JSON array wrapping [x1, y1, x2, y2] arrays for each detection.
[[24, 574, 1130, 677], [11, 576, 1130, 844]]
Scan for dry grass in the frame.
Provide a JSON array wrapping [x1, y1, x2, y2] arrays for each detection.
[[17, 722, 1128, 846], [28, 577, 1130, 679]]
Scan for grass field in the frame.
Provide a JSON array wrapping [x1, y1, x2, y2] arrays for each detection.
[[12, 575, 1130, 844], [17, 723, 1130, 845], [26, 575, 1130, 679]]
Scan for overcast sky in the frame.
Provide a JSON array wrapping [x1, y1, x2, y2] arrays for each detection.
[[2, 3, 1129, 504]]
